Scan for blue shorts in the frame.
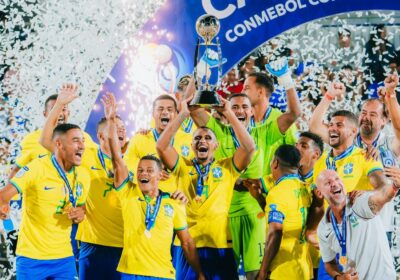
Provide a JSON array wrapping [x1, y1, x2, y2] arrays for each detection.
[[16, 255, 76, 280], [120, 273, 173, 280], [172, 246, 238, 280], [79, 242, 123, 280]]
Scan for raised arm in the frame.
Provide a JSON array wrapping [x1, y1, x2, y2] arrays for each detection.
[[186, 77, 210, 127], [308, 82, 346, 143], [156, 100, 188, 170], [266, 58, 301, 134], [39, 84, 79, 152], [383, 74, 400, 141], [367, 167, 400, 214], [257, 222, 283, 280], [214, 98, 256, 171], [101, 92, 129, 187], [0, 184, 18, 220]]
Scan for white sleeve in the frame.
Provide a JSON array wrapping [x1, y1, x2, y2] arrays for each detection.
[[352, 192, 375, 220], [317, 223, 337, 263]]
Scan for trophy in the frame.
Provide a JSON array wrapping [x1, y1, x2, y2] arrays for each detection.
[[190, 14, 223, 107]]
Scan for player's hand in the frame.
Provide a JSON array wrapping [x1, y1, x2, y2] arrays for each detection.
[[212, 96, 231, 116], [337, 268, 359, 280], [377, 87, 386, 101], [57, 84, 79, 105], [265, 57, 289, 78], [0, 204, 9, 220], [242, 179, 263, 199], [305, 229, 319, 249], [185, 76, 196, 100], [180, 98, 191, 118], [160, 169, 170, 181], [365, 145, 380, 161], [348, 190, 365, 206], [326, 82, 345, 98], [384, 167, 400, 187], [67, 206, 86, 224], [101, 92, 117, 120], [135, 128, 151, 135], [384, 73, 399, 93], [171, 190, 188, 204], [197, 273, 206, 280]]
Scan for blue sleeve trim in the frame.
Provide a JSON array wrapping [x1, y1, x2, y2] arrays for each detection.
[[174, 225, 188, 231], [268, 210, 284, 224], [260, 178, 268, 194], [9, 181, 22, 194], [367, 167, 383, 176], [114, 176, 130, 191], [170, 156, 180, 172]]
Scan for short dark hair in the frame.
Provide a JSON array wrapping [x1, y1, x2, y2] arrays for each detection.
[[153, 94, 177, 112], [247, 72, 274, 96], [228, 93, 250, 102], [140, 155, 162, 170], [338, 28, 351, 37], [361, 99, 388, 119], [330, 110, 358, 127], [197, 126, 217, 139], [275, 144, 301, 169], [96, 116, 122, 134], [44, 94, 58, 110], [52, 123, 81, 139], [299, 131, 324, 154]]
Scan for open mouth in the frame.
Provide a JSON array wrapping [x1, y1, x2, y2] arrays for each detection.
[[161, 118, 170, 126], [237, 116, 246, 122], [139, 178, 149, 183], [329, 132, 339, 140], [57, 117, 65, 123], [198, 146, 208, 153], [75, 151, 83, 159], [118, 136, 124, 141], [332, 189, 341, 195]]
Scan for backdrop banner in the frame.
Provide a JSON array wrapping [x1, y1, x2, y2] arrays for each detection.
[[85, 0, 400, 139]]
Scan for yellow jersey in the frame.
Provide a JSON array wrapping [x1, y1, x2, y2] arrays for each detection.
[[171, 156, 241, 248], [300, 170, 320, 270], [265, 174, 312, 279], [115, 180, 187, 278], [9, 156, 90, 260], [15, 129, 97, 168], [313, 145, 383, 192], [124, 129, 193, 193], [150, 117, 197, 135], [76, 147, 124, 247]]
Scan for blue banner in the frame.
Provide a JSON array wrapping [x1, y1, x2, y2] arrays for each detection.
[[85, 0, 400, 139]]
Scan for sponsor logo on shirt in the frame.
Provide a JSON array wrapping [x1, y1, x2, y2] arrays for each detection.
[[91, 166, 101, 170], [44, 186, 55, 191]]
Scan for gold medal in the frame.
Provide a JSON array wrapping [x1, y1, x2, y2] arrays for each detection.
[[144, 229, 151, 239], [339, 255, 347, 266], [195, 195, 203, 202], [257, 212, 265, 219]]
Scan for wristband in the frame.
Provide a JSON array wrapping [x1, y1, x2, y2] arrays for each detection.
[[325, 93, 334, 101]]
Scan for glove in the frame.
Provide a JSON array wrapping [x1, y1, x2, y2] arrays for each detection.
[[266, 57, 295, 90]]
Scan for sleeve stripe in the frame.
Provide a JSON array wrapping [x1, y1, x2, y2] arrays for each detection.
[[367, 167, 384, 176], [114, 177, 130, 191], [174, 225, 188, 231], [15, 162, 23, 169], [231, 158, 241, 174], [260, 177, 268, 194], [170, 156, 180, 173], [9, 180, 22, 194]]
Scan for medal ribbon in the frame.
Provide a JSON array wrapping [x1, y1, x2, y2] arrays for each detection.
[[300, 170, 313, 182], [97, 148, 113, 178], [250, 106, 272, 128], [355, 132, 380, 149], [326, 145, 355, 171], [145, 193, 163, 232], [152, 128, 174, 145], [229, 126, 251, 149], [193, 159, 213, 197], [379, 145, 396, 167], [275, 173, 300, 185], [330, 208, 347, 260], [181, 118, 194, 133], [51, 154, 77, 207]]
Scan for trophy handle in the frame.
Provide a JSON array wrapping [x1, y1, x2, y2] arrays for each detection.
[[193, 37, 200, 90], [216, 37, 222, 91]]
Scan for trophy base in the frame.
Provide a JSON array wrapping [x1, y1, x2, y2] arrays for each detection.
[[189, 90, 222, 107]]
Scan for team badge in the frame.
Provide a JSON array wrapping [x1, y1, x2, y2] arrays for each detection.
[[164, 204, 174, 217], [181, 145, 190, 157], [75, 183, 83, 198], [343, 163, 353, 175], [212, 167, 222, 178]]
